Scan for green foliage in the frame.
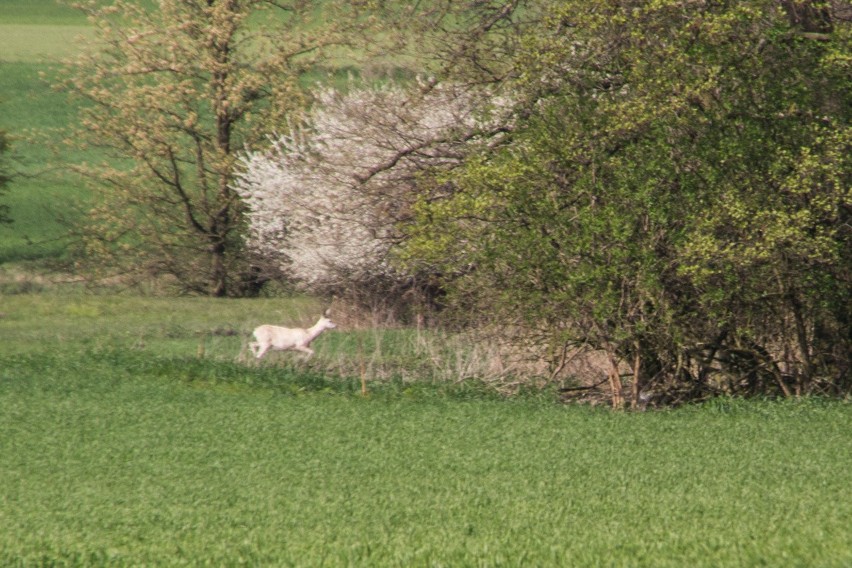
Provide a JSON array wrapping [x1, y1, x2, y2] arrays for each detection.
[[403, 0, 852, 405]]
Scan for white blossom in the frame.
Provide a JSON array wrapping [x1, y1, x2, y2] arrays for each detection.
[[235, 82, 509, 291]]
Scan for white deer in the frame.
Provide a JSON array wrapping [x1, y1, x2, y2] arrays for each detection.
[[249, 310, 336, 359]]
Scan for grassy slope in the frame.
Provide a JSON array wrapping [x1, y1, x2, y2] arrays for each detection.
[[0, 62, 90, 263], [0, 0, 85, 25], [0, 1, 93, 263], [1, 293, 851, 566]]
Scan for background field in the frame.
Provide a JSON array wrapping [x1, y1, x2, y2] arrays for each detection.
[[2, 292, 852, 566], [0, 0, 94, 264]]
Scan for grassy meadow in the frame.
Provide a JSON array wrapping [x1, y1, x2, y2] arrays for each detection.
[[2, 292, 852, 566], [2, 3, 852, 566], [0, 0, 93, 264]]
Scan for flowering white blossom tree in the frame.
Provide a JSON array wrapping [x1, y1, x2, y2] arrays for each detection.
[[234, 82, 509, 303]]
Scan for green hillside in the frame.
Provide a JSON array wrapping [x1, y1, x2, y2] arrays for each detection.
[[0, 1, 94, 264]]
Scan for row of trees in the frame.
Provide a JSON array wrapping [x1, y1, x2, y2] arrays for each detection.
[[61, 0, 850, 404]]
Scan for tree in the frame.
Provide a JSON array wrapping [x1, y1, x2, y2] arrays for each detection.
[[233, 0, 536, 313], [402, 0, 851, 405], [235, 81, 508, 316], [60, 0, 364, 296]]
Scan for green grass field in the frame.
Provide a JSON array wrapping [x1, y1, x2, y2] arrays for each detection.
[[1, 292, 852, 566], [0, 0, 86, 26], [0, 0, 94, 264]]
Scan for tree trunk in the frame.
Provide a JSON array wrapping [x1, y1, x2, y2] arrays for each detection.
[[781, 0, 833, 35], [631, 346, 641, 410], [210, 238, 228, 297], [605, 350, 625, 410]]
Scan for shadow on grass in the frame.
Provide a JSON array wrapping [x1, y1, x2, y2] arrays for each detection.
[[0, 346, 518, 403]]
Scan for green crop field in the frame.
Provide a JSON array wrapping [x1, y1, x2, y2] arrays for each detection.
[[0, 0, 94, 264], [1, 292, 852, 566]]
